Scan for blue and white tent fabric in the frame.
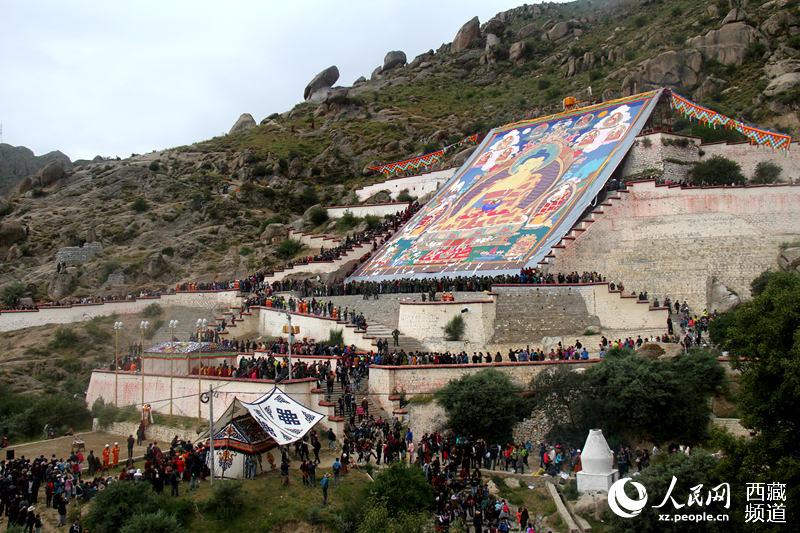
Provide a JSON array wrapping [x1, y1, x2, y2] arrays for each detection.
[[242, 388, 325, 445]]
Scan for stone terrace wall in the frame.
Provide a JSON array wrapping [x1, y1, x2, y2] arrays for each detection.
[[326, 202, 409, 219], [86, 369, 315, 420], [355, 168, 456, 201], [702, 142, 800, 182], [398, 297, 496, 349], [549, 181, 800, 310], [0, 291, 241, 333], [491, 284, 668, 344]]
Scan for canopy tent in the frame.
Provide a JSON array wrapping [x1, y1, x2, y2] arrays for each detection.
[[197, 388, 325, 479], [197, 398, 277, 479]]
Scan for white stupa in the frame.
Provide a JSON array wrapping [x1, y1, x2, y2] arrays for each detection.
[[577, 429, 619, 493]]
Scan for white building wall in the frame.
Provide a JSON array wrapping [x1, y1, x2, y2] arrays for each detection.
[[354, 168, 456, 202]]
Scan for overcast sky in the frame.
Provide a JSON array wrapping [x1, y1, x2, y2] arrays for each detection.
[[0, 0, 564, 160]]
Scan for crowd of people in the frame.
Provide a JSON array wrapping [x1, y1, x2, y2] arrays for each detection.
[[174, 203, 421, 294]]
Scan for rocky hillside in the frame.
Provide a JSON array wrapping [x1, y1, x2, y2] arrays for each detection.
[[0, 143, 71, 194], [1, 0, 798, 300]]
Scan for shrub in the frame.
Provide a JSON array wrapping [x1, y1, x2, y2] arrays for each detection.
[[252, 164, 268, 177], [1, 282, 28, 308], [444, 314, 465, 341], [397, 190, 415, 202], [119, 511, 180, 533], [307, 206, 329, 226], [276, 238, 303, 259], [85, 482, 160, 533], [437, 369, 526, 443], [142, 303, 163, 317], [688, 156, 745, 186], [148, 161, 160, 172], [160, 246, 174, 257], [202, 481, 246, 520], [336, 211, 361, 231], [49, 327, 79, 349], [363, 215, 382, 230], [239, 246, 253, 256], [328, 329, 344, 346], [752, 161, 782, 184], [131, 197, 149, 212], [537, 78, 551, 90], [368, 463, 434, 516]]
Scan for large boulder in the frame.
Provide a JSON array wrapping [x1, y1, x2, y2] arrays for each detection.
[[452, 16, 481, 52], [48, 271, 74, 300], [228, 113, 256, 135], [516, 23, 539, 40], [509, 41, 527, 64], [260, 223, 288, 244], [687, 22, 764, 65], [0, 220, 26, 247], [484, 34, 508, 64], [36, 161, 66, 187], [761, 11, 798, 36], [764, 72, 800, 97], [721, 8, 747, 25], [145, 253, 170, 279], [547, 20, 579, 41], [303, 65, 339, 101], [637, 49, 703, 88], [0, 197, 10, 217], [706, 277, 741, 313], [778, 246, 800, 273], [483, 18, 505, 36], [383, 50, 407, 71]]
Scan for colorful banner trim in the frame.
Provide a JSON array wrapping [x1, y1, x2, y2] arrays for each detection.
[[369, 134, 480, 175], [670, 92, 791, 150]]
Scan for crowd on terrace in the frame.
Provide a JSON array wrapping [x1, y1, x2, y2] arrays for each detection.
[[174, 203, 420, 294]]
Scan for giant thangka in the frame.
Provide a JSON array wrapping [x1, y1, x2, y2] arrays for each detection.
[[348, 90, 662, 281], [242, 388, 325, 445]]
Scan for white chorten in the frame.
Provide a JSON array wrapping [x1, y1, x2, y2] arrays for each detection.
[[577, 429, 619, 493]]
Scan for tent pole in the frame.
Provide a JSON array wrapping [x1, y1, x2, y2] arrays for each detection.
[[208, 384, 214, 487]]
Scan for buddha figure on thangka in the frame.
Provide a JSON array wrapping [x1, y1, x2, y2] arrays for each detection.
[[363, 96, 649, 275]]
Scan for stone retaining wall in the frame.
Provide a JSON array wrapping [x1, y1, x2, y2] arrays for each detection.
[[550, 181, 800, 310], [0, 291, 241, 333]]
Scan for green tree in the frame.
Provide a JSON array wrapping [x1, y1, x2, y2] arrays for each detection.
[[437, 369, 525, 443], [529, 349, 724, 446], [276, 238, 303, 259], [307, 206, 329, 226], [751, 161, 782, 184], [708, 271, 800, 522], [131, 197, 150, 212], [0, 282, 28, 307], [709, 271, 800, 451], [85, 481, 160, 533], [688, 156, 745, 186], [367, 463, 434, 516], [443, 314, 465, 341]]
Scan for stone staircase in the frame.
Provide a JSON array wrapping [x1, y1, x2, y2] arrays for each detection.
[[310, 372, 396, 436]]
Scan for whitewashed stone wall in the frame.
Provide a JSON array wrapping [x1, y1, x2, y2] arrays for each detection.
[[619, 132, 701, 182], [701, 142, 800, 182], [619, 132, 800, 183], [397, 298, 496, 349], [86, 369, 315, 420], [326, 202, 409, 219], [0, 291, 241, 333], [550, 181, 800, 310], [255, 306, 374, 351], [355, 168, 456, 201]]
